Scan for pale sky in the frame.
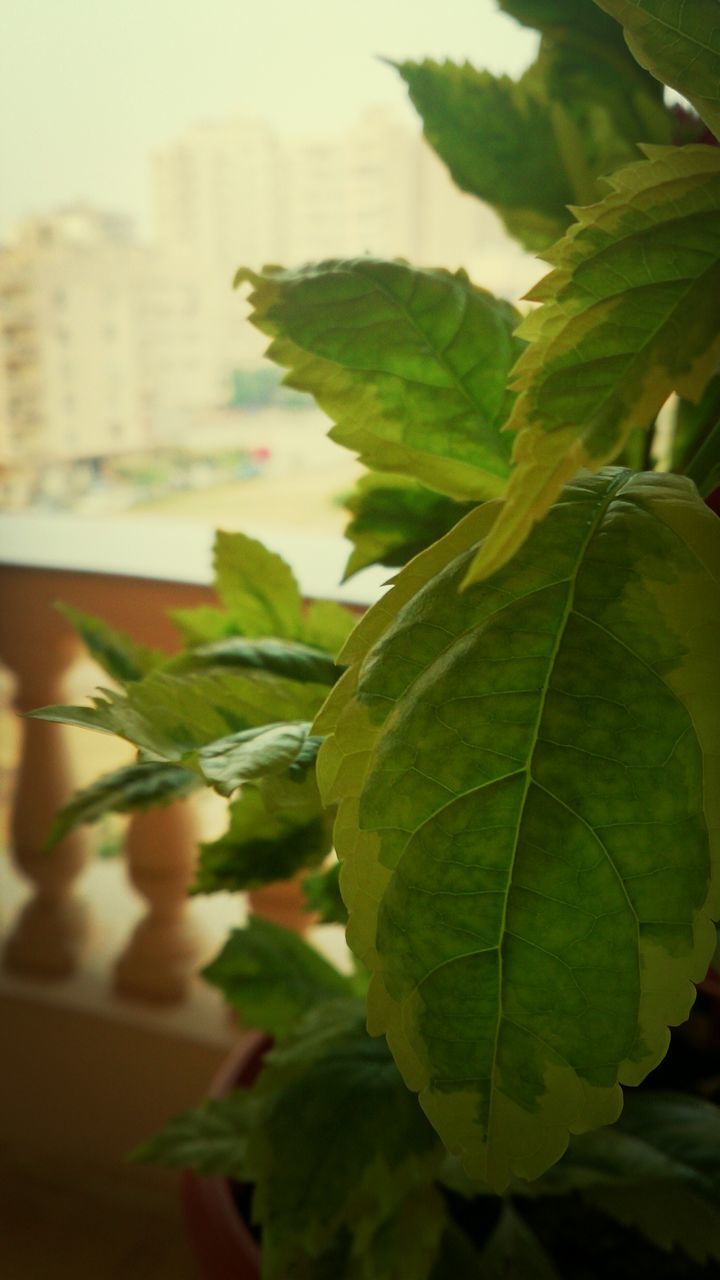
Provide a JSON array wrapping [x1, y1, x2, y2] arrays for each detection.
[[0, 0, 537, 237]]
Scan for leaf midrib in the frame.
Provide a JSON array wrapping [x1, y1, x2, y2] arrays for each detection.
[[483, 474, 634, 1147]]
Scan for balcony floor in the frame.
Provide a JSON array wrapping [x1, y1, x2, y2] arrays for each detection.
[[2, 1158, 196, 1280]]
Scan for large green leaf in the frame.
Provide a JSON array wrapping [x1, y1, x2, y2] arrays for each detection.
[[396, 21, 670, 254], [245, 1001, 444, 1279], [46, 761, 200, 848], [467, 144, 720, 584], [202, 919, 354, 1038], [317, 469, 720, 1190], [593, 0, 720, 138], [194, 782, 331, 893], [236, 259, 522, 502], [31, 667, 326, 760], [58, 604, 163, 684], [342, 473, 473, 580]]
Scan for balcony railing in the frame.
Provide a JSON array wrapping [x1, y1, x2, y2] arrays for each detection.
[[0, 511, 382, 1187]]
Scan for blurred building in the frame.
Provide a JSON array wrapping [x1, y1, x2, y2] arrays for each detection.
[[0, 209, 151, 471], [1, 111, 529, 490]]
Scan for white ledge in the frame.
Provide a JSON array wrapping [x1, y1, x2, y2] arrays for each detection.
[[0, 513, 389, 606]]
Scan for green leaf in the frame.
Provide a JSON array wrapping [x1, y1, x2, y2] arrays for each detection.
[[175, 636, 341, 685], [396, 26, 670, 254], [131, 1092, 254, 1181], [213, 529, 303, 637], [317, 469, 720, 1190], [671, 374, 720, 498], [352, 1186, 446, 1280], [194, 785, 331, 894], [303, 861, 348, 925], [301, 600, 357, 654], [46, 761, 200, 847], [202, 919, 353, 1038], [31, 667, 327, 760], [478, 1204, 562, 1279], [57, 604, 163, 683], [236, 259, 523, 502], [342, 473, 473, 580], [170, 604, 238, 646], [467, 144, 720, 584], [528, 1088, 720, 1261], [193, 721, 314, 795], [593, 0, 720, 138], [246, 1001, 443, 1279], [429, 1223, 484, 1279]]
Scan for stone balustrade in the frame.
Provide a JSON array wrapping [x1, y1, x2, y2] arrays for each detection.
[[0, 513, 381, 1011]]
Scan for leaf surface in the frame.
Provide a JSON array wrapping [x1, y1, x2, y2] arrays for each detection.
[[213, 529, 303, 637], [246, 1001, 443, 1278], [396, 24, 670, 253], [237, 259, 522, 501], [194, 783, 331, 893], [478, 1204, 561, 1278], [317, 469, 720, 1189], [202, 920, 354, 1038], [31, 668, 326, 760], [593, 0, 720, 138], [303, 861, 348, 925], [342, 473, 473, 579], [193, 721, 314, 795], [468, 144, 720, 583], [176, 636, 341, 685]]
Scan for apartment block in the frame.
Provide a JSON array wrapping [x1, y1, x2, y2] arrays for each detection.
[[0, 209, 151, 469]]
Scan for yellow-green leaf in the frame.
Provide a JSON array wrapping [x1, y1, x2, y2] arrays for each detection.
[[467, 144, 720, 584], [317, 469, 720, 1190]]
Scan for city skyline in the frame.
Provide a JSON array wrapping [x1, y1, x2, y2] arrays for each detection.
[[1, 0, 537, 237]]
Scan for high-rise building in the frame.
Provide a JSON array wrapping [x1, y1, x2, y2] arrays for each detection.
[[0, 208, 151, 470], [0, 110, 533, 483]]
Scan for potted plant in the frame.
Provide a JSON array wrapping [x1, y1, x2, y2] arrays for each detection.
[[34, 0, 720, 1274]]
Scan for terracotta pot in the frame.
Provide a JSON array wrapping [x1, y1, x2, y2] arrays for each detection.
[[181, 1031, 271, 1280]]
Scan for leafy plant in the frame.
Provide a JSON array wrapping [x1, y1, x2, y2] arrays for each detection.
[[35, 1, 720, 1276]]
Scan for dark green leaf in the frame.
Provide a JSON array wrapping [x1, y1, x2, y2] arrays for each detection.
[[396, 28, 670, 254], [303, 861, 348, 925], [236, 259, 522, 502], [202, 920, 355, 1038], [46, 761, 199, 847], [593, 0, 720, 138], [177, 637, 342, 685], [478, 1204, 561, 1278], [57, 604, 163, 683], [342, 473, 474, 579], [318, 469, 720, 1190], [468, 144, 720, 583], [246, 1001, 443, 1279], [193, 784, 331, 893], [193, 721, 313, 795]]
